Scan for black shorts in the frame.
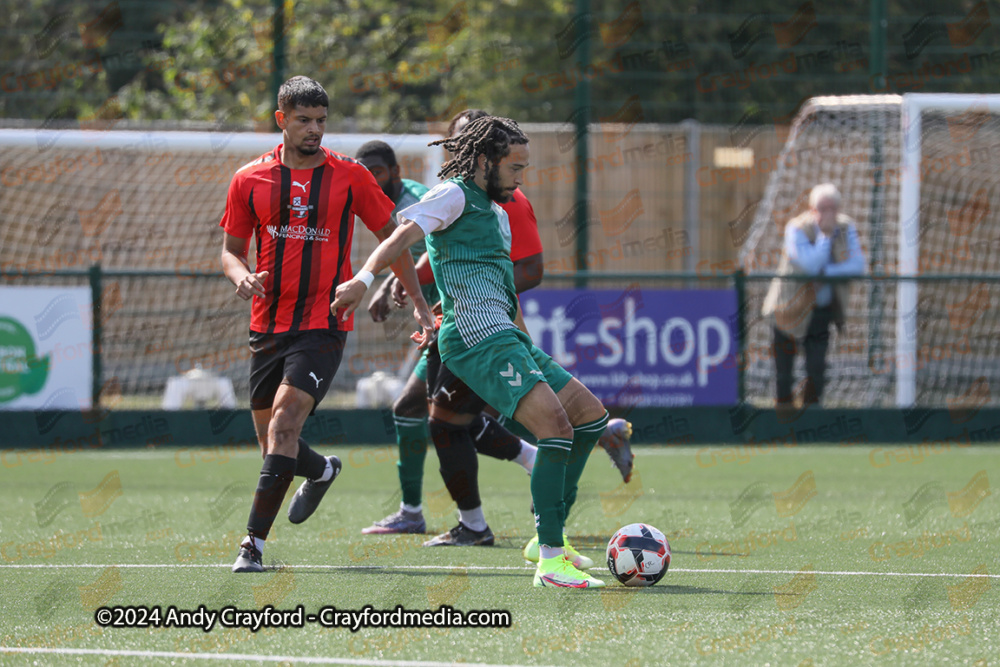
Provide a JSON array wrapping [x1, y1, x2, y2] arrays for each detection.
[[249, 329, 347, 413], [424, 340, 487, 416]]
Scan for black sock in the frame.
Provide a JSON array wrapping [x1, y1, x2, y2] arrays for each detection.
[[429, 418, 481, 511], [247, 454, 296, 540], [470, 414, 522, 461], [295, 438, 327, 479]]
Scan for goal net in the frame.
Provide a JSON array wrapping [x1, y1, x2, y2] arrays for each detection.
[[740, 94, 1000, 410], [0, 129, 444, 408]]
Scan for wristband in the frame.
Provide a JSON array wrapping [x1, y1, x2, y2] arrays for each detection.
[[356, 270, 375, 289]]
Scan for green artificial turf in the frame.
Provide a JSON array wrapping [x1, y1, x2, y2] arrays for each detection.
[[1, 441, 997, 665]]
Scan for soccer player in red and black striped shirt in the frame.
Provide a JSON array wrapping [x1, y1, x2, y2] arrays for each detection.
[[220, 76, 433, 572]]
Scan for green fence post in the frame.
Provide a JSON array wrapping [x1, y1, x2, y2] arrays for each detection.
[[869, 0, 887, 92], [573, 0, 591, 290], [734, 269, 746, 403], [271, 0, 286, 131], [89, 263, 103, 410], [868, 0, 887, 375]]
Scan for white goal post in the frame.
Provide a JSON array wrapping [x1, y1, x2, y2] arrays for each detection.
[[897, 93, 1000, 407], [740, 93, 1000, 409], [0, 129, 446, 187]]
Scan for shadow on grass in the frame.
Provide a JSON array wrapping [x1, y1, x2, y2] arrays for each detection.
[[600, 584, 775, 596], [286, 566, 530, 579], [670, 549, 746, 557]]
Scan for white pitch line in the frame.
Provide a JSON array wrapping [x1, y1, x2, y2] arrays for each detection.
[[0, 647, 551, 667], [0, 563, 533, 571], [19, 446, 1000, 462], [670, 567, 1000, 579], [0, 562, 996, 578]]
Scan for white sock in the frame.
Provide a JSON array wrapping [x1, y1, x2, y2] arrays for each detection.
[[243, 535, 265, 554], [459, 506, 488, 532], [539, 544, 565, 560], [515, 441, 537, 474], [401, 503, 422, 514], [315, 458, 334, 482]]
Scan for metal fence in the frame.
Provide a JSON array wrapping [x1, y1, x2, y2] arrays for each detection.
[[11, 266, 998, 412]]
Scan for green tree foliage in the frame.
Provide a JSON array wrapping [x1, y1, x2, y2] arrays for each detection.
[[1, 0, 998, 127]]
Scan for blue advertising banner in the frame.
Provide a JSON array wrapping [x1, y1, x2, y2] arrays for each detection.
[[520, 288, 738, 406]]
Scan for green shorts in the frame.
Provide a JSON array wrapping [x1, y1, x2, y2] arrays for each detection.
[[412, 349, 429, 382], [443, 328, 573, 419]]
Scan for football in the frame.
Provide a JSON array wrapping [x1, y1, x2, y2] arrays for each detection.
[[606, 523, 671, 586]]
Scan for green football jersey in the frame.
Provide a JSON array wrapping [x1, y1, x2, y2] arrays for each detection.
[[392, 178, 436, 305], [400, 177, 517, 361], [394, 178, 429, 255]]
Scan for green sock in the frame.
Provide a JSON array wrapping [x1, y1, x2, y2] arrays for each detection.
[[563, 412, 609, 520], [531, 438, 572, 548], [394, 416, 429, 509]]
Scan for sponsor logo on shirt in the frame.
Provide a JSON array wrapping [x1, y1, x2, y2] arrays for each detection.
[[264, 225, 331, 242]]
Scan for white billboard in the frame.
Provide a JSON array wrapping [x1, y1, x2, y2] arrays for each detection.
[[0, 286, 92, 410]]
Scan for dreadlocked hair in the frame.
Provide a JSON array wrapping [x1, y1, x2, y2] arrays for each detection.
[[429, 116, 527, 180], [446, 108, 488, 138]]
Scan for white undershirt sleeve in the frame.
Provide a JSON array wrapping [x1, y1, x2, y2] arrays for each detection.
[[398, 181, 466, 236]]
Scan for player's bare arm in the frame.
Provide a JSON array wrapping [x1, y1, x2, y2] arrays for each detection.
[[389, 273, 409, 308], [513, 252, 543, 293], [332, 220, 433, 343], [382, 251, 432, 309], [513, 299, 530, 336], [366, 275, 396, 322], [372, 219, 434, 342], [365, 246, 410, 323], [221, 232, 269, 300], [367, 244, 430, 318], [332, 220, 424, 315]]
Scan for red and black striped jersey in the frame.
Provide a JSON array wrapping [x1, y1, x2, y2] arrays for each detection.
[[220, 145, 394, 334], [502, 188, 543, 262]]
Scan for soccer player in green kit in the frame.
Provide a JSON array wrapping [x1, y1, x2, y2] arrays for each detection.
[[359, 114, 633, 543], [333, 116, 608, 588], [357, 131, 543, 539], [353, 140, 437, 533]]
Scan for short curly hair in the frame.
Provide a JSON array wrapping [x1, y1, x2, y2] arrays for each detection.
[[277, 76, 328, 111]]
